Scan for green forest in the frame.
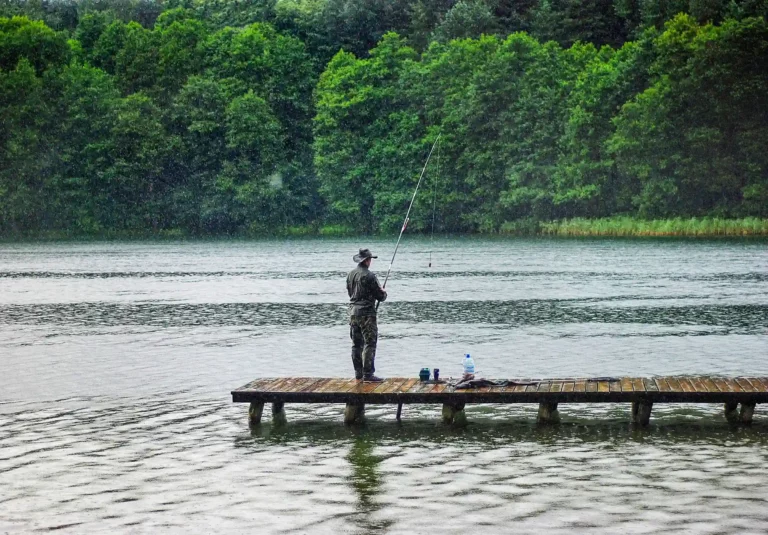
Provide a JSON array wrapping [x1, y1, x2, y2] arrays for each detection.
[[1, 0, 767, 236]]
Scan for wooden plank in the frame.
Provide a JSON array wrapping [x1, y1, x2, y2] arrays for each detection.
[[320, 378, 350, 393], [499, 380, 519, 393], [297, 378, 328, 393], [597, 381, 610, 393], [753, 377, 768, 392], [630, 378, 645, 392], [272, 378, 295, 392], [700, 376, 719, 393], [525, 382, 540, 393], [549, 382, 563, 393], [609, 380, 621, 393], [398, 378, 419, 393], [276, 377, 301, 392], [282, 378, 313, 392], [512, 380, 532, 393], [341, 378, 364, 393], [655, 377, 671, 392], [408, 381, 432, 394], [537, 381, 551, 393], [311, 378, 336, 393], [666, 377, 683, 392], [373, 379, 400, 394], [643, 378, 659, 392], [361, 380, 384, 394], [252, 378, 277, 390], [370, 379, 397, 394], [687, 376, 706, 393], [430, 382, 449, 394], [726, 378, 745, 393], [379, 378, 407, 394], [619, 377, 634, 392], [735, 377, 758, 393], [562, 381, 575, 393], [574, 379, 587, 393], [585, 380, 597, 393], [712, 377, 733, 393], [264, 378, 291, 391], [744, 377, 768, 392], [340, 378, 364, 393], [678, 378, 695, 393], [241, 378, 270, 390]]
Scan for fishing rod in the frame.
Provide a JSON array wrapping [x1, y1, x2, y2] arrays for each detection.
[[376, 134, 441, 310]]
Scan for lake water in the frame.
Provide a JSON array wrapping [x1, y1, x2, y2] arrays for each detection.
[[1, 238, 767, 533]]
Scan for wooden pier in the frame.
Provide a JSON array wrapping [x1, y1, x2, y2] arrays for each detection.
[[231, 376, 768, 426]]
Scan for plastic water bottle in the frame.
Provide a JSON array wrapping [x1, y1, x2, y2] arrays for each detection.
[[463, 353, 475, 375]]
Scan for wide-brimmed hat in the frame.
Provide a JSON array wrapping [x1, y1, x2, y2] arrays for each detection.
[[353, 248, 378, 263]]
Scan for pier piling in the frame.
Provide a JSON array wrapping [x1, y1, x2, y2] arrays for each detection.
[[344, 403, 365, 425], [442, 402, 466, 426], [724, 402, 740, 423], [740, 402, 756, 424], [537, 402, 560, 424], [272, 401, 287, 425], [631, 399, 653, 426], [248, 402, 264, 426]]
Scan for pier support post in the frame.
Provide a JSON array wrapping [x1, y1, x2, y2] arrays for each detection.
[[537, 402, 560, 424], [396, 403, 403, 421], [631, 399, 653, 426], [248, 402, 265, 426], [442, 402, 467, 426], [272, 402, 287, 425], [344, 403, 365, 425], [739, 402, 756, 424], [724, 402, 740, 423]]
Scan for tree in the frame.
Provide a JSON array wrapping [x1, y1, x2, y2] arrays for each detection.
[[609, 15, 768, 217], [98, 93, 173, 229], [168, 75, 228, 232], [51, 63, 121, 232], [0, 58, 53, 232], [156, 11, 208, 96], [0, 16, 70, 74], [431, 0, 500, 42], [314, 34, 421, 232]]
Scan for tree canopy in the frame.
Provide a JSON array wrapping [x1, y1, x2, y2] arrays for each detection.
[[1, 0, 767, 235]]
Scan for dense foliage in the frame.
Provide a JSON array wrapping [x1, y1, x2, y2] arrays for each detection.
[[1, 0, 767, 235]]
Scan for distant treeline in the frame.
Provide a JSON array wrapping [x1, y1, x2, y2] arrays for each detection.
[[1, 0, 767, 235]]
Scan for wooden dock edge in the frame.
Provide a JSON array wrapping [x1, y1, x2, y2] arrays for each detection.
[[232, 377, 767, 427]]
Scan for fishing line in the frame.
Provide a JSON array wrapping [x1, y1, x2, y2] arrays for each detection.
[[377, 134, 441, 310], [428, 136, 440, 268]]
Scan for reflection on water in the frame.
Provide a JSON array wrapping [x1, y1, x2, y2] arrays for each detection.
[[0, 238, 767, 533], [347, 432, 388, 533]]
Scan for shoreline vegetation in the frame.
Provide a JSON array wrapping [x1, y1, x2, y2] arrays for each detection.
[[2, 218, 767, 241]]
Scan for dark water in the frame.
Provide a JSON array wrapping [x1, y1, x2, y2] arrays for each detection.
[[1, 238, 767, 533]]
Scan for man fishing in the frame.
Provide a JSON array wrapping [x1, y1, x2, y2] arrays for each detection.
[[347, 248, 387, 382]]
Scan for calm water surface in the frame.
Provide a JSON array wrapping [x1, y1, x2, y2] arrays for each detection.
[[1, 238, 767, 533]]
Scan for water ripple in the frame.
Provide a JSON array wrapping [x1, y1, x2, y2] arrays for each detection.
[[0, 301, 765, 333]]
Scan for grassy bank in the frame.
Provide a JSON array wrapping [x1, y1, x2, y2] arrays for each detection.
[[3, 218, 768, 241], [531, 217, 768, 237]]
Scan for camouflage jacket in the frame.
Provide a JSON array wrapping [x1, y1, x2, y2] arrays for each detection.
[[346, 265, 387, 316]]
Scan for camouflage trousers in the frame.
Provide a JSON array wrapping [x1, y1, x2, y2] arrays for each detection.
[[349, 315, 378, 379]]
